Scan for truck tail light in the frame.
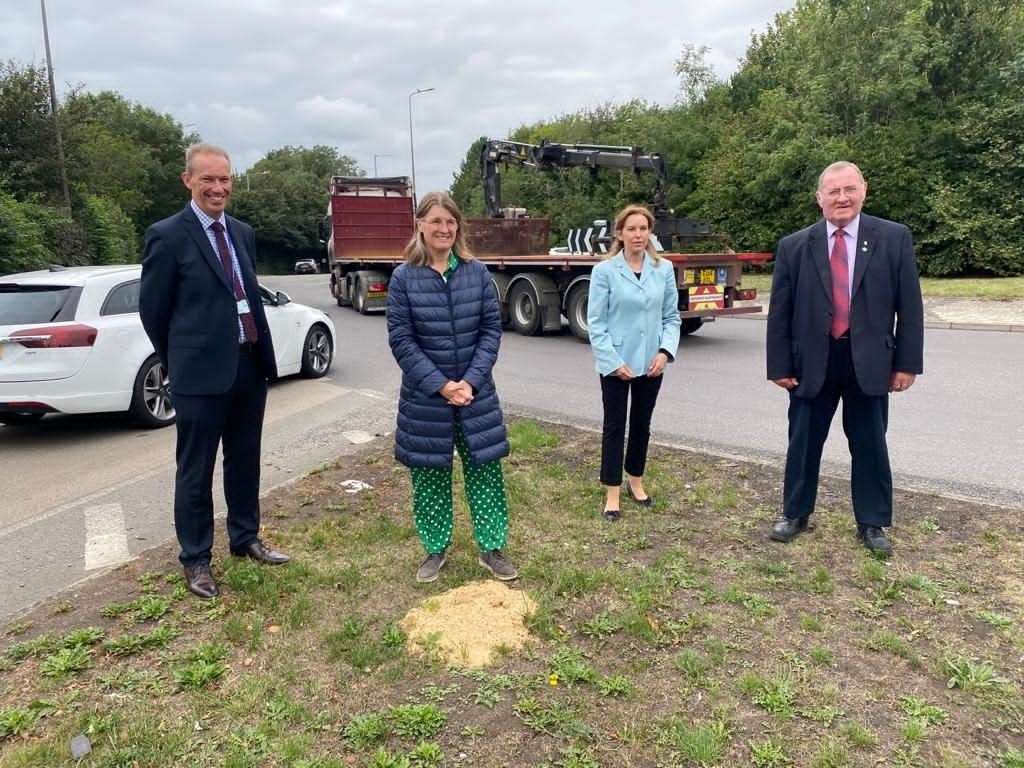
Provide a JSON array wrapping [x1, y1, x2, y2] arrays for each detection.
[[735, 288, 757, 301], [368, 281, 387, 292], [8, 323, 98, 348]]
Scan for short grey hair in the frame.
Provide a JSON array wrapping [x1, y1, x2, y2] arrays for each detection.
[[817, 161, 865, 190], [185, 143, 231, 174]]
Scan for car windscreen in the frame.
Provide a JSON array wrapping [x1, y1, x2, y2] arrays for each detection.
[[0, 285, 76, 325]]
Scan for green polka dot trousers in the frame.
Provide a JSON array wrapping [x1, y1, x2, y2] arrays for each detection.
[[409, 424, 509, 555]]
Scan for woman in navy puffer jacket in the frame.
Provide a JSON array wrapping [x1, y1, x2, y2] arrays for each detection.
[[387, 192, 518, 584]]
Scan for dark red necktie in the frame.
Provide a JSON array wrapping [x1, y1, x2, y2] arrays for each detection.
[[830, 228, 849, 338], [210, 221, 258, 344]]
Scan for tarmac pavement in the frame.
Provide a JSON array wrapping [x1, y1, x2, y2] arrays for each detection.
[[736, 296, 1024, 331]]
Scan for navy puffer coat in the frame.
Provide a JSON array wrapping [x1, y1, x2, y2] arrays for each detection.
[[387, 257, 510, 469]]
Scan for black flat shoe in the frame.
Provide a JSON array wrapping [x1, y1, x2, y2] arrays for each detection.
[[769, 516, 810, 543], [626, 485, 652, 507], [603, 507, 621, 522]]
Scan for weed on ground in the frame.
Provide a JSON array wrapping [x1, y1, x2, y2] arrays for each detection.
[[1, 419, 1022, 766]]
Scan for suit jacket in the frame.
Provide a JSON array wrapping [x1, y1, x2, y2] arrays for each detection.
[[766, 213, 924, 398], [587, 252, 681, 377], [139, 205, 277, 396]]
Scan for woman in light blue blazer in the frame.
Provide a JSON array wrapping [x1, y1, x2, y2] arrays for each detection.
[[587, 205, 681, 521]]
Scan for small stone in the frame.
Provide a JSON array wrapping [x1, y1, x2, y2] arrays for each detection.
[[70, 735, 91, 759]]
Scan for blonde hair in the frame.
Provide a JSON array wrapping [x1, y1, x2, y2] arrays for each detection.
[[403, 192, 475, 266], [607, 204, 660, 262], [185, 143, 231, 174]]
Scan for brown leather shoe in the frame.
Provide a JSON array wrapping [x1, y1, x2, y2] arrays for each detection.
[[183, 563, 219, 599], [230, 538, 290, 565]]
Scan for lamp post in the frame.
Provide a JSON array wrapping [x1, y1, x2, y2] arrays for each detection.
[[39, 0, 71, 214], [245, 170, 270, 193], [373, 153, 391, 177], [407, 87, 434, 205]]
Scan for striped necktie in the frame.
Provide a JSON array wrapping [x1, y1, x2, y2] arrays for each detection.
[[210, 221, 258, 343]]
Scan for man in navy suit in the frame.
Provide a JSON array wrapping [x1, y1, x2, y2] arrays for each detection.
[[766, 161, 924, 556], [140, 143, 289, 598]]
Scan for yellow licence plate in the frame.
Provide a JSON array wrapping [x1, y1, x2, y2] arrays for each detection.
[[367, 291, 387, 299], [700, 268, 716, 285]]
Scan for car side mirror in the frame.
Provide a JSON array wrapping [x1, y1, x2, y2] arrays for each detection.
[[275, 291, 291, 306]]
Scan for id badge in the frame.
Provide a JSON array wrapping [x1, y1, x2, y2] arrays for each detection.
[[237, 299, 250, 314]]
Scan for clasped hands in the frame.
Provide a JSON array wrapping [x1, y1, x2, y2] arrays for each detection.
[[772, 371, 916, 392], [613, 352, 668, 381], [440, 380, 474, 406]]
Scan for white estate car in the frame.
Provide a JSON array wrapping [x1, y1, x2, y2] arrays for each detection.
[[0, 265, 335, 428]]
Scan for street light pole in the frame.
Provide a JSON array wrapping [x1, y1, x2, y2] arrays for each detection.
[[373, 153, 392, 177], [407, 87, 434, 205], [40, 0, 72, 215], [245, 170, 270, 193]]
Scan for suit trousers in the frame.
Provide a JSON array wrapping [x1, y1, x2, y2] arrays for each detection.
[[599, 374, 663, 486], [782, 336, 892, 527], [170, 346, 268, 567]]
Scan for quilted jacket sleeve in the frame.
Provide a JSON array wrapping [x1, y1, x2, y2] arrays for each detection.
[[462, 264, 502, 393], [387, 267, 448, 395]]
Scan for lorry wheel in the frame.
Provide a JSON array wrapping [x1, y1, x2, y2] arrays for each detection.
[[491, 278, 511, 329], [353, 279, 369, 314], [566, 284, 589, 342], [509, 282, 542, 336], [332, 277, 349, 307], [680, 318, 704, 336]]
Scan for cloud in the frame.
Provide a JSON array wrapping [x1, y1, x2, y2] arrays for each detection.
[[4, 0, 796, 200]]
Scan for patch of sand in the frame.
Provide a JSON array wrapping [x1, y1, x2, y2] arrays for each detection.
[[400, 581, 538, 668]]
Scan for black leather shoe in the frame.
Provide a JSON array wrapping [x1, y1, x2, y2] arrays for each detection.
[[603, 507, 621, 522], [769, 516, 810, 543], [231, 538, 290, 565], [859, 526, 893, 557], [626, 484, 653, 507], [183, 563, 219, 599]]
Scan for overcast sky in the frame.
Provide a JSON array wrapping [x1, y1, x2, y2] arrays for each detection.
[[4, 0, 795, 198]]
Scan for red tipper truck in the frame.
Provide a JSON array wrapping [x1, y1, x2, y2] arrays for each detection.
[[322, 172, 769, 340]]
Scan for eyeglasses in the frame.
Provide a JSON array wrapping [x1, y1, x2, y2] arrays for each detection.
[[821, 186, 862, 200]]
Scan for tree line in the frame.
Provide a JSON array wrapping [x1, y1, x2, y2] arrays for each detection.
[[4, 0, 1021, 278], [451, 0, 1024, 277], [0, 61, 360, 275]]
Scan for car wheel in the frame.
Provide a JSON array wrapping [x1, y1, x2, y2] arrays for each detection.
[[300, 323, 333, 378], [0, 412, 45, 426], [130, 355, 176, 428]]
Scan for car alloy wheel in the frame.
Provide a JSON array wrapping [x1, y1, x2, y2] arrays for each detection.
[[301, 324, 333, 378], [144, 361, 174, 421]]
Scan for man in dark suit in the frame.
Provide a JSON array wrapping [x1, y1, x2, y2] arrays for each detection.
[[766, 161, 924, 556], [140, 143, 289, 598]]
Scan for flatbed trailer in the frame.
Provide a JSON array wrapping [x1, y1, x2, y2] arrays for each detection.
[[322, 175, 770, 339]]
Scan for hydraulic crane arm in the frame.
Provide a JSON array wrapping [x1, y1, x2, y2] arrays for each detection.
[[480, 138, 669, 218]]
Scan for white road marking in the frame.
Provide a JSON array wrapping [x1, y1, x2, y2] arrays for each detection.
[[355, 389, 390, 400], [84, 503, 131, 571]]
